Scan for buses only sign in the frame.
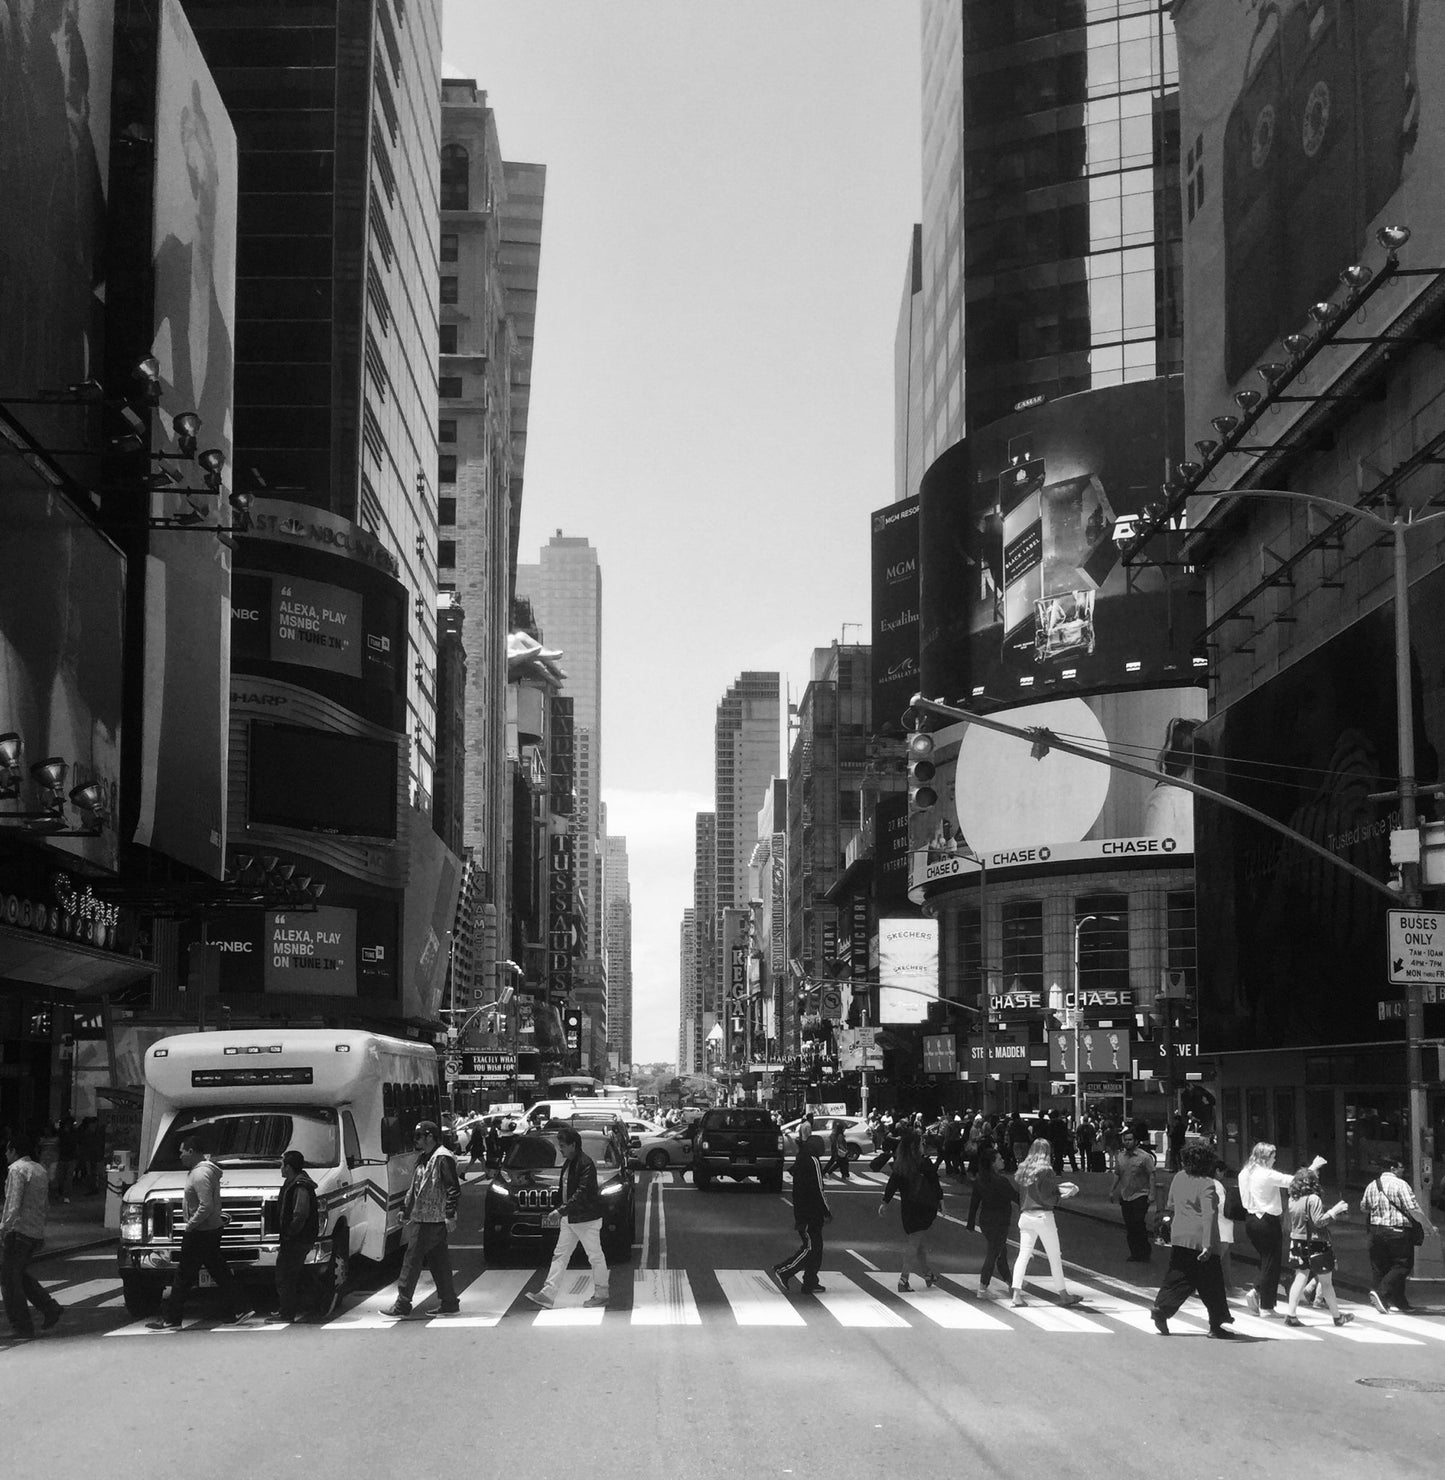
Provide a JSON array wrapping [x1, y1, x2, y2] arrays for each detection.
[[1387, 911, 1445, 986]]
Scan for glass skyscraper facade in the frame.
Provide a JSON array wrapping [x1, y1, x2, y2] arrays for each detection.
[[914, 0, 1181, 465]]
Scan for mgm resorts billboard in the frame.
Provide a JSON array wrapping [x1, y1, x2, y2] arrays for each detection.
[[910, 686, 1207, 901], [1175, 0, 1445, 474], [917, 378, 1204, 710]]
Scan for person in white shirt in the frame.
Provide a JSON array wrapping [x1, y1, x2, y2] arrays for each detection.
[[2, 1129, 64, 1339], [1237, 1141, 1326, 1316]]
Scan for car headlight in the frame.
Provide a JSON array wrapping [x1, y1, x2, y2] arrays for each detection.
[[489, 1183, 511, 1199], [120, 1203, 144, 1242], [700, 1139, 711, 1152], [600, 1183, 623, 1197]]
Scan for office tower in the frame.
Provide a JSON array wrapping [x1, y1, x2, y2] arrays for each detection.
[[904, 0, 1181, 478], [181, 0, 446, 803], [679, 908, 698, 1075], [690, 812, 716, 1074], [516, 532, 603, 968], [603, 834, 632, 1073], [438, 80, 545, 1002], [715, 672, 781, 921]]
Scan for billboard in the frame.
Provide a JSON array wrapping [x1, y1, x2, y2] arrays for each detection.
[[248, 722, 400, 840], [1049, 1027, 1133, 1076], [1175, 0, 1445, 467], [878, 917, 938, 1024], [1196, 560, 1445, 1052], [209, 901, 398, 998], [134, 0, 237, 878], [911, 686, 1208, 897], [0, 492, 125, 871], [918, 379, 1204, 707], [870, 496, 920, 735]]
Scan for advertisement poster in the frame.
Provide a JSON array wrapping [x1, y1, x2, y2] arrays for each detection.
[[1175, 0, 1445, 474], [870, 495, 920, 736], [1196, 561, 1445, 1052], [135, 0, 236, 879], [878, 917, 939, 1024], [919, 379, 1204, 705], [910, 686, 1207, 900]]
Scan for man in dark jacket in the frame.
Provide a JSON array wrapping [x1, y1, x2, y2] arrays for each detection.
[[274, 1150, 320, 1322], [772, 1128, 832, 1295], [525, 1124, 610, 1310]]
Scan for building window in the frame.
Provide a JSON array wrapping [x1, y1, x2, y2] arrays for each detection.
[[440, 233, 458, 263], [439, 375, 462, 398], [439, 418, 457, 444], [1074, 894, 1130, 995], [441, 143, 469, 210], [1001, 899, 1044, 997], [438, 455, 457, 484], [440, 276, 458, 305], [437, 539, 456, 568], [439, 498, 456, 526], [439, 323, 458, 354]]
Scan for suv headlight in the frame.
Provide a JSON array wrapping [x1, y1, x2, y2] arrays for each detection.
[[700, 1139, 711, 1152], [600, 1183, 623, 1197], [120, 1203, 144, 1242]]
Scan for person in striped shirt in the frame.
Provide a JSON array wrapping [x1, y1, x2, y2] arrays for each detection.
[[1359, 1154, 1434, 1313]]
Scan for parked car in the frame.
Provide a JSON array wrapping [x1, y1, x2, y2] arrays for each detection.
[[482, 1126, 636, 1264], [692, 1107, 785, 1191], [780, 1115, 871, 1162]]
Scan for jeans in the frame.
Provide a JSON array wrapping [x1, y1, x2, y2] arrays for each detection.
[[1244, 1211, 1283, 1310], [1368, 1226, 1415, 1309], [822, 1153, 850, 1180], [160, 1226, 245, 1322], [274, 1241, 315, 1318], [395, 1220, 457, 1310], [978, 1222, 1011, 1289], [899, 1228, 933, 1283], [540, 1216, 609, 1301], [1012, 1209, 1068, 1295], [1121, 1195, 1152, 1259], [2, 1232, 61, 1335], [1154, 1245, 1231, 1329], [775, 1219, 825, 1289]]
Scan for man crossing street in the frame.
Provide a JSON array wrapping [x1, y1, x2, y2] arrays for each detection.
[[772, 1126, 832, 1296]]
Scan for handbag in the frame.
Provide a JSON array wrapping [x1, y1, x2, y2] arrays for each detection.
[[1379, 1178, 1427, 1247], [1223, 1184, 1246, 1222]]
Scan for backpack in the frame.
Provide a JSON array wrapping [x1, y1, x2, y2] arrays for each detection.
[[906, 1165, 941, 1211]]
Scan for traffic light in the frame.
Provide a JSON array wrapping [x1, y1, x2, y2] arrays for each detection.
[[562, 1008, 582, 1053], [908, 730, 937, 811]]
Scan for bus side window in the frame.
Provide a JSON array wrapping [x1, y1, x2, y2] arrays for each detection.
[[342, 1111, 363, 1169], [382, 1082, 400, 1156]]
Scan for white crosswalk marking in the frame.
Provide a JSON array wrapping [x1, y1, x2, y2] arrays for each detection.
[[811, 1272, 909, 1328], [107, 1317, 204, 1337], [1350, 1306, 1445, 1342], [425, 1270, 532, 1327], [631, 1268, 701, 1325], [715, 1269, 806, 1326], [48, 1279, 117, 1304], [531, 1272, 606, 1326], [1006, 1286, 1114, 1332], [874, 1274, 1010, 1330], [1284, 1315, 1420, 1345], [328, 1289, 407, 1330]]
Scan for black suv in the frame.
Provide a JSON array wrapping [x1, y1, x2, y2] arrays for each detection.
[[691, 1108, 785, 1191]]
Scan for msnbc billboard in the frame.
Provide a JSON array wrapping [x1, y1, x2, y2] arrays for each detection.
[[1174, 0, 1445, 466], [910, 687, 1207, 899], [918, 379, 1204, 706]]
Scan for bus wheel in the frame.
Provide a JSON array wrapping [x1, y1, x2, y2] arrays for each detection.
[[121, 1273, 164, 1317]]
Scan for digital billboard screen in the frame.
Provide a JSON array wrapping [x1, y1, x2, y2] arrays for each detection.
[[248, 722, 398, 840], [870, 496, 920, 735], [910, 687, 1208, 899], [1175, 0, 1445, 474], [918, 379, 1205, 707]]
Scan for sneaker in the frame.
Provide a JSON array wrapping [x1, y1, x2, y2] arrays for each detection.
[[380, 1303, 414, 1319], [1369, 1291, 1388, 1314], [1010, 1291, 1027, 1308], [1333, 1312, 1354, 1327], [770, 1267, 793, 1295], [924, 1272, 938, 1289], [1058, 1292, 1083, 1307], [41, 1308, 62, 1331], [800, 1284, 826, 1295], [1151, 1310, 1169, 1335], [1309, 1290, 1326, 1309], [975, 1286, 993, 1300], [1245, 1289, 1260, 1317], [225, 1310, 255, 1325], [897, 1279, 913, 1293], [145, 1318, 181, 1331], [522, 1292, 553, 1309], [1207, 1326, 1237, 1339], [583, 1295, 609, 1309], [434, 1305, 461, 1316], [1283, 1315, 1303, 1328]]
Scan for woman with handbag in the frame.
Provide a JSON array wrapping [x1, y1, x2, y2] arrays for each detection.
[[1281, 1167, 1351, 1327], [877, 1131, 943, 1292], [965, 1143, 1019, 1298], [1360, 1153, 1433, 1313]]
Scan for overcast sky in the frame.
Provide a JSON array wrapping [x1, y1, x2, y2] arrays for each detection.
[[442, 1, 923, 1064]]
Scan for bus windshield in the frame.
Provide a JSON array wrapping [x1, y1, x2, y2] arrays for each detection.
[[149, 1106, 340, 1172]]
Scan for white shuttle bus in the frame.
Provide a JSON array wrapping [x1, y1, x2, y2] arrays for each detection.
[[117, 1028, 440, 1316]]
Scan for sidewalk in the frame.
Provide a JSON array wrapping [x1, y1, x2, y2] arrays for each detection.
[[1053, 1168, 1445, 1306], [34, 1189, 115, 1263]]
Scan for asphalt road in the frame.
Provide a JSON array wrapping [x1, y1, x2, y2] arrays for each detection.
[[5, 1166, 1443, 1480]]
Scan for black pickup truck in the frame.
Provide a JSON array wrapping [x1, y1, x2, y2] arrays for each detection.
[[691, 1108, 785, 1191]]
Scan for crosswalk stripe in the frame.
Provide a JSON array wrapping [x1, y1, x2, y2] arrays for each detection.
[[1009, 1289, 1114, 1333], [875, 1274, 1010, 1330], [631, 1269, 701, 1325], [1350, 1307, 1445, 1343], [425, 1270, 533, 1327], [1283, 1315, 1420, 1345], [106, 1317, 204, 1336], [328, 1289, 406, 1329], [48, 1279, 117, 1304], [528, 1272, 606, 1325], [812, 1272, 910, 1328], [715, 1269, 807, 1326]]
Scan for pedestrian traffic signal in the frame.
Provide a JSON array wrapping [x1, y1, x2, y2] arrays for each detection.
[[908, 731, 937, 811]]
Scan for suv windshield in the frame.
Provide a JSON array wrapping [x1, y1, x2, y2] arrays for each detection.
[[503, 1131, 623, 1171], [149, 1106, 339, 1171]]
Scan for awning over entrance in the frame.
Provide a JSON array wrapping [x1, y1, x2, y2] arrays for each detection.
[[0, 925, 158, 998]]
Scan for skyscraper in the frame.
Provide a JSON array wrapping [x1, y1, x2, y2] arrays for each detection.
[[688, 812, 716, 1074], [603, 833, 632, 1074], [678, 908, 698, 1074], [903, 0, 1182, 481]]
